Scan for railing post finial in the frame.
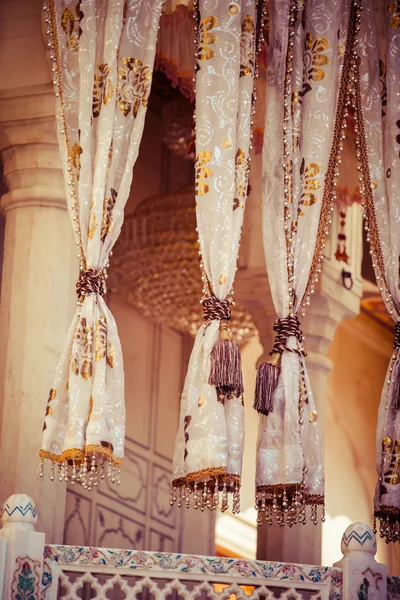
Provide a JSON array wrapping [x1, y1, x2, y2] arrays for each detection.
[[334, 521, 387, 600]]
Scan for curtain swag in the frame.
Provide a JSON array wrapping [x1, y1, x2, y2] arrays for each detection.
[[255, 0, 362, 526], [354, 0, 400, 543], [170, 0, 265, 513], [39, 0, 163, 489]]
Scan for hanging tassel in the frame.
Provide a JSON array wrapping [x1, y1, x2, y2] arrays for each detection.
[[253, 352, 281, 415], [253, 315, 305, 416], [208, 320, 244, 404]]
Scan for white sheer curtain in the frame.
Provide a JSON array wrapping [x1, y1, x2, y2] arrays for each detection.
[[40, 0, 163, 487], [255, 0, 358, 525], [356, 0, 400, 543], [171, 0, 260, 511]]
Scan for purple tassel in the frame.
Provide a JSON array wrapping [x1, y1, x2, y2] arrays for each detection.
[[253, 353, 281, 416], [208, 323, 244, 404]]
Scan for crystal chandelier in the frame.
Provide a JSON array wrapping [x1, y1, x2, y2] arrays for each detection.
[[111, 187, 256, 343], [162, 97, 195, 161]]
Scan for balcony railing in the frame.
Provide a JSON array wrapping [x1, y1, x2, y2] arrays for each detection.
[[0, 493, 392, 600]]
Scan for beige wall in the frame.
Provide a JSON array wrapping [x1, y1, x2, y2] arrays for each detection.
[[325, 311, 399, 574]]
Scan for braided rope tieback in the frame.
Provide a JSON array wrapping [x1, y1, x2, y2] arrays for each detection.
[[76, 268, 107, 299], [202, 294, 243, 404], [272, 315, 306, 357], [254, 315, 306, 416], [202, 295, 232, 323], [394, 322, 400, 350]]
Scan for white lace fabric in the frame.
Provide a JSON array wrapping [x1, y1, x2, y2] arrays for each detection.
[[172, 0, 258, 492], [357, 0, 400, 530], [40, 0, 163, 471], [257, 0, 352, 500]]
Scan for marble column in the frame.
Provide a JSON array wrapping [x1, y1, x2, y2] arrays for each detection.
[[0, 84, 76, 542]]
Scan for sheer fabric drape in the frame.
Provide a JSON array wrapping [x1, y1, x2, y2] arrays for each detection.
[[256, 0, 356, 523], [171, 0, 260, 511], [356, 0, 400, 543], [40, 0, 163, 486]]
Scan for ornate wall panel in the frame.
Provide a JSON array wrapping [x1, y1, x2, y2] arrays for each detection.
[[64, 297, 214, 554]]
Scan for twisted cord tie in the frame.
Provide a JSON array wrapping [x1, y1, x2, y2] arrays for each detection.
[[254, 315, 306, 416], [202, 295, 231, 323], [76, 268, 106, 299], [271, 315, 306, 357]]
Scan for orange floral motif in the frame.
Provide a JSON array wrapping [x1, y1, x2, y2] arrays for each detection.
[[93, 64, 113, 118], [61, 1, 83, 52], [117, 58, 152, 118], [233, 148, 248, 209], [95, 316, 116, 368], [381, 436, 400, 486], [298, 159, 321, 216], [195, 151, 212, 196], [389, 1, 400, 28], [70, 317, 94, 380], [195, 16, 218, 68], [240, 15, 255, 77], [301, 34, 329, 96], [101, 188, 117, 243]]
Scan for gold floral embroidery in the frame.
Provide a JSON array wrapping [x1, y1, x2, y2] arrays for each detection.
[[61, 1, 83, 52], [381, 435, 400, 486], [95, 316, 116, 368], [195, 150, 212, 196], [117, 58, 151, 118], [88, 208, 98, 240], [43, 389, 57, 430], [92, 64, 113, 118], [389, 1, 400, 28], [195, 16, 218, 65], [88, 396, 93, 420], [101, 188, 117, 243], [70, 317, 94, 380], [233, 148, 248, 209], [240, 15, 255, 77], [198, 396, 205, 407], [302, 34, 329, 96], [229, 4, 239, 15], [68, 142, 82, 178], [299, 159, 321, 215]]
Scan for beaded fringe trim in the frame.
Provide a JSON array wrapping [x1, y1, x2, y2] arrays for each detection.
[[171, 469, 241, 513], [374, 509, 400, 544], [255, 485, 325, 527], [39, 447, 121, 490]]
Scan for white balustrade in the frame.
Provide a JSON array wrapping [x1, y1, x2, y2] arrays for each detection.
[[0, 494, 392, 600]]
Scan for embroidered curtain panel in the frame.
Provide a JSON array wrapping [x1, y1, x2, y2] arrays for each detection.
[[40, 0, 163, 486], [355, 0, 400, 543], [255, 0, 360, 524], [171, 0, 261, 511]]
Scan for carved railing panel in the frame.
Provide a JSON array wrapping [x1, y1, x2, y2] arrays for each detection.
[[40, 546, 342, 600]]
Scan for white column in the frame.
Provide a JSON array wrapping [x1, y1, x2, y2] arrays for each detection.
[[0, 85, 76, 542]]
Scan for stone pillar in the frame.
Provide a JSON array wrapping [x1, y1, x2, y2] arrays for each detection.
[[0, 84, 76, 542]]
